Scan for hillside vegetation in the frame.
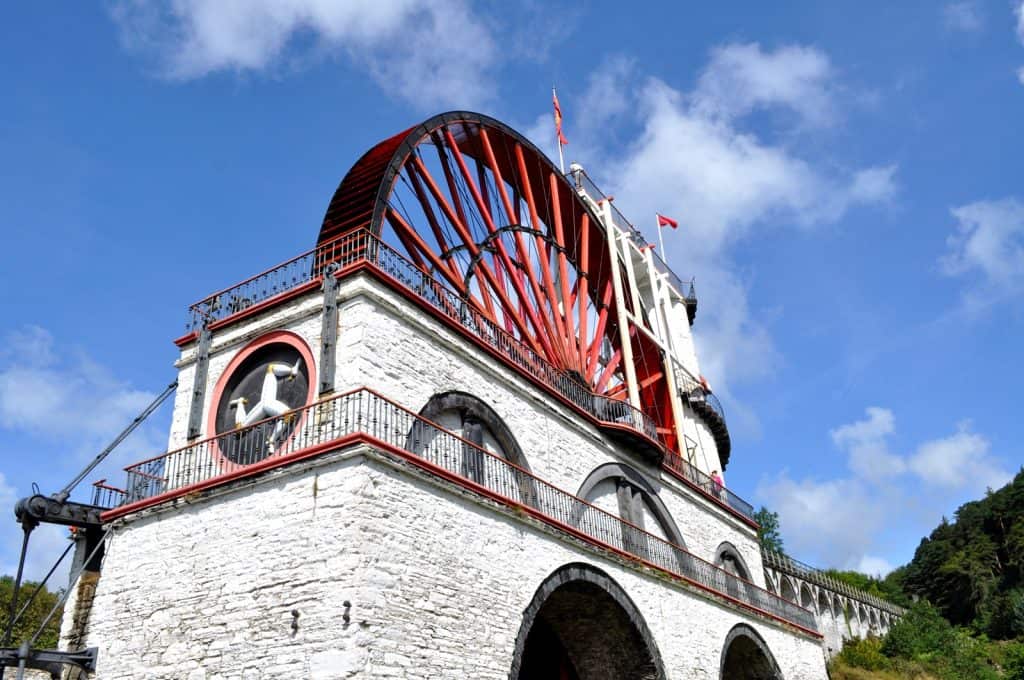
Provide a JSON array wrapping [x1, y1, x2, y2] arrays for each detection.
[[825, 469, 1024, 679]]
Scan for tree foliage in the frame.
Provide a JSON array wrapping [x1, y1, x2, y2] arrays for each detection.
[[0, 575, 63, 649], [901, 468, 1024, 638], [754, 506, 784, 553]]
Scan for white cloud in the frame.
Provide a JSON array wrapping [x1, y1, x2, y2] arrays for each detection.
[[830, 406, 904, 482], [562, 48, 896, 423], [0, 326, 156, 446], [943, 2, 984, 33], [758, 408, 1012, 570], [1018, 66, 1024, 85], [1017, 1, 1024, 42], [0, 325, 169, 489], [0, 472, 73, 584], [856, 555, 894, 578], [693, 43, 836, 126], [940, 198, 1024, 309], [907, 423, 1010, 491], [757, 473, 885, 569], [108, 0, 497, 109]]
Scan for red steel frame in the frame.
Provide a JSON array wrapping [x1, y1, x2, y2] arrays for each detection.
[[318, 112, 678, 454]]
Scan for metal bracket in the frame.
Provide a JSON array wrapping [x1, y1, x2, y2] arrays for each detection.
[[187, 326, 213, 439], [319, 264, 340, 395], [0, 646, 97, 679], [14, 496, 103, 532]]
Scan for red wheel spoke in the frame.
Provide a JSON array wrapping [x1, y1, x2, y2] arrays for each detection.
[[442, 128, 557, 361], [547, 172, 582, 371], [587, 281, 614, 382], [405, 163, 463, 284], [595, 349, 622, 393]]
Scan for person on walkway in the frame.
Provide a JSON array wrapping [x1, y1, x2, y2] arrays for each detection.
[[710, 470, 724, 499]]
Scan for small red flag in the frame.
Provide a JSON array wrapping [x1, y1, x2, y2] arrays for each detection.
[[657, 213, 678, 229], [553, 91, 568, 146]]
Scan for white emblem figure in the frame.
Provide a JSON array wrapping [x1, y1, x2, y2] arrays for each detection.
[[229, 359, 301, 451]]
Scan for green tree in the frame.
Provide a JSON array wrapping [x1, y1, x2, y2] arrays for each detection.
[[0, 576, 63, 649], [753, 506, 784, 553]]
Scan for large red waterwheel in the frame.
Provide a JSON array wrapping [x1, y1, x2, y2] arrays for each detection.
[[319, 112, 677, 457]]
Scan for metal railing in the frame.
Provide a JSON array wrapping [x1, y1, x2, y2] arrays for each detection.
[[186, 234, 368, 330], [91, 480, 128, 509], [99, 387, 817, 633], [184, 228, 659, 446], [661, 453, 753, 520], [673, 361, 727, 426], [763, 549, 905, 616], [567, 169, 695, 302]]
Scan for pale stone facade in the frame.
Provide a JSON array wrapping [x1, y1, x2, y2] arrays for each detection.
[[83, 445, 826, 679], [63, 274, 832, 678]]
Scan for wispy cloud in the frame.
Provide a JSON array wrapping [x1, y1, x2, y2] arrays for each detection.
[[940, 197, 1024, 312], [0, 472, 73, 584], [108, 0, 498, 109], [553, 45, 896, 434], [0, 325, 169, 487], [943, 2, 984, 33], [758, 407, 1012, 572]]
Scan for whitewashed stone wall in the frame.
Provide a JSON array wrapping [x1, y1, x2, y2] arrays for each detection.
[[82, 445, 826, 679], [166, 275, 757, 572]]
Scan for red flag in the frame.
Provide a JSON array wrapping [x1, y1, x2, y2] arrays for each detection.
[[657, 213, 678, 229], [553, 91, 568, 146]]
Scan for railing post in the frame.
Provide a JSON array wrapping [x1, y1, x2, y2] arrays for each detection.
[[187, 326, 213, 440], [319, 263, 340, 395]]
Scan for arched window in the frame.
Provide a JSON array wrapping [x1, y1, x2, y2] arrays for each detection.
[[407, 391, 535, 504], [713, 542, 752, 581], [574, 463, 686, 564]]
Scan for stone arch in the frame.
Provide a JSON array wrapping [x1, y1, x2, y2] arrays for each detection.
[[510, 563, 667, 680], [719, 624, 784, 680], [779, 577, 798, 604], [574, 463, 687, 560], [713, 542, 752, 580], [407, 391, 537, 503], [799, 583, 814, 611], [858, 604, 869, 635], [817, 589, 832, 619], [414, 391, 529, 468], [869, 609, 880, 635], [832, 595, 843, 620]]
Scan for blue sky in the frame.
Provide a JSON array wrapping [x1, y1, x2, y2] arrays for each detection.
[[2, 1, 1023, 583]]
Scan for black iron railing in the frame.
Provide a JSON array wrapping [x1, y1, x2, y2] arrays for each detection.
[[673, 361, 727, 426], [662, 453, 753, 520], [567, 169, 695, 302], [185, 229, 660, 446], [187, 235, 366, 330], [762, 549, 905, 616], [98, 388, 816, 633]]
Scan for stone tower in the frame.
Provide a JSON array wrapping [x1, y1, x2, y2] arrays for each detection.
[[65, 112, 832, 679]]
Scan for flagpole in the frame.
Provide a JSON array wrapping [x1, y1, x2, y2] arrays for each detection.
[[553, 87, 565, 173], [656, 214, 666, 259]]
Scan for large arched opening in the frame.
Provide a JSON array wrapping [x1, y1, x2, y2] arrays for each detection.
[[511, 563, 666, 680], [720, 624, 784, 680]]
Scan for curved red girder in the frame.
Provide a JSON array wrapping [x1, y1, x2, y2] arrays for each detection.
[[319, 112, 677, 454]]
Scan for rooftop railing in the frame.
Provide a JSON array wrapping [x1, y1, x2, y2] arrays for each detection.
[[184, 229, 660, 447], [673, 361, 727, 426], [96, 388, 817, 634], [763, 549, 905, 616], [568, 169, 695, 302]]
